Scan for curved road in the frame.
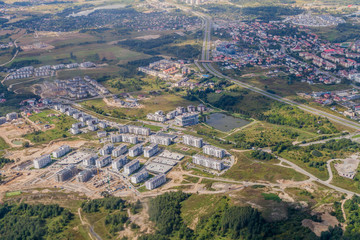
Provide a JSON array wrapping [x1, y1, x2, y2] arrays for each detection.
[[199, 15, 360, 131], [195, 11, 360, 196]]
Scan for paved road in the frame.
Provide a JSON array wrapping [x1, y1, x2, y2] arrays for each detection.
[[199, 15, 360, 131], [194, 12, 360, 196]]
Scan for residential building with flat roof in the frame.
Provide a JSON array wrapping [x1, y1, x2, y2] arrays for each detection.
[[112, 155, 127, 171], [129, 144, 143, 157], [145, 174, 166, 190], [124, 159, 140, 175], [175, 113, 199, 126], [95, 155, 112, 168], [34, 154, 51, 169], [130, 169, 149, 184], [192, 154, 224, 171], [203, 145, 226, 158], [144, 144, 158, 158], [183, 135, 203, 148]]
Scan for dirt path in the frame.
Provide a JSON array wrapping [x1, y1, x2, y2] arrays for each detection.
[[78, 208, 102, 240]]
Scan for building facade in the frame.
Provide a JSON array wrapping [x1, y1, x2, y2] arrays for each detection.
[[183, 135, 203, 148], [145, 174, 166, 190]]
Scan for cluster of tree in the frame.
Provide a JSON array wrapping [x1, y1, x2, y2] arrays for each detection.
[[331, 201, 345, 223], [250, 150, 275, 161], [342, 195, 360, 238], [109, 78, 144, 92], [9, 59, 41, 69], [242, 6, 303, 21], [0, 84, 38, 116], [0, 157, 13, 168], [271, 138, 359, 171], [258, 105, 338, 134], [81, 197, 126, 213], [105, 212, 128, 235], [141, 191, 346, 239], [148, 191, 191, 236], [0, 203, 73, 240]]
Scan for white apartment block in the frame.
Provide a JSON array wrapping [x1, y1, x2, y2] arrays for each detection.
[[183, 135, 203, 148], [112, 144, 127, 157], [130, 169, 149, 184], [112, 155, 128, 171], [52, 145, 71, 158], [110, 134, 122, 143], [192, 154, 224, 171], [95, 155, 112, 168], [129, 144, 143, 157], [121, 134, 138, 144], [34, 154, 52, 169], [175, 113, 199, 126], [99, 144, 114, 156], [6, 112, 18, 121], [77, 169, 93, 182], [70, 127, 80, 135], [150, 135, 172, 146], [203, 145, 226, 158], [128, 125, 151, 136], [83, 155, 98, 166], [144, 144, 158, 158], [145, 174, 166, 190], [124, 159, 140, 175]]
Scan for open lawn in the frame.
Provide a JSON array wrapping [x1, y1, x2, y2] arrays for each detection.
[[226, 121, 317, 147], [330, 162, 360, 194], [223, 151, 309, 183], [24, 112, 77, 144], [80, 93, 199, 119], [10, 43, 149, 67], [181, 194, 227, 229]]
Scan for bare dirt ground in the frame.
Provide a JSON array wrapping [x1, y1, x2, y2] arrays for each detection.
[[135, 34, 160, 40], [0, 121, 33, 148], [302, 211, 339, 237]]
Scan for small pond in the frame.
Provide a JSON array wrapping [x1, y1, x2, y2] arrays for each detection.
[[206, 113, 250, 132]]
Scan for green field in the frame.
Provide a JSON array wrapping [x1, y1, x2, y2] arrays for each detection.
[[24, 110, 77, 144], [223, 151, 309, 183], [5, 191, 22, 197]]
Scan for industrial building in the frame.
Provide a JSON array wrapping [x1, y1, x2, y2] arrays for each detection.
[[130, 169, 149, 184], [33, 154, 52, 169], [55, 165, 77, 182], [192, 154, 224, 171], [95, 155, 112, 168], [175, 112, 199, 126], [145, 174, 166, 190], [203, 145, 226, 158], [183, 135, 203, 148], [52, 145, 71, 158], [124, 159, 140, 175], [112, 155, 128, 171], [112, 144, 127, 157], [144, 144, 159, 158], [129, 144, 143, 157]]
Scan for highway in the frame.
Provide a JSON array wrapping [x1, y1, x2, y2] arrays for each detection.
[[199, 15, 360, 131]]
